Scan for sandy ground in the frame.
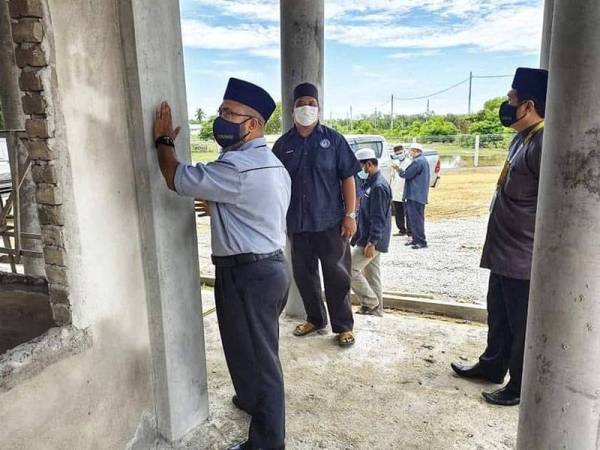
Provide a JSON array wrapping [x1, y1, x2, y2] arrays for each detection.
[[165, 290, 518, 450]]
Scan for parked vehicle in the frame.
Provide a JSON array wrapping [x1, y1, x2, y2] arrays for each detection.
[[345, 135, 440, 187]]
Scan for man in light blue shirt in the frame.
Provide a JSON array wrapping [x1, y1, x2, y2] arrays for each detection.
[[154, 78, 290, 450]]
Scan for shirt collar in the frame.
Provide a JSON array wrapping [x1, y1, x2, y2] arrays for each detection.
[[366, 170, 382, 185], [236, 136, 267, 151]]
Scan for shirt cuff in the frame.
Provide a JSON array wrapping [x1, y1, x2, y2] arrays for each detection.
[[173, 162, 186, 195]]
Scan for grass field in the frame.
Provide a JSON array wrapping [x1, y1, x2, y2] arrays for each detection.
[[428, 167, 500, 221]]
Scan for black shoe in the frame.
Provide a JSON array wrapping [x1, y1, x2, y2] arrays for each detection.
[[451, 362, 505, 384], [227, 441, 285, 450], [232, 395, 253, 415], [404, 240, 416, 246], [482, 387, 520, 406], [411, 243, 428, 249]]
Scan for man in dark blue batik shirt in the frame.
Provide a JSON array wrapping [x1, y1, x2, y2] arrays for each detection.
[[273, 82, 360, 347]]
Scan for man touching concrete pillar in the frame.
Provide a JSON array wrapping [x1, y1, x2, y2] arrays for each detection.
[[118, 0, 208, 441], [518, 1, 600, 448]]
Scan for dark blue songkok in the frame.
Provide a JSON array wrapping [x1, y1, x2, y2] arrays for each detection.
[[293, 82, 319, 101], [223, 77, 276, 121], [512, 67, 549, 105]]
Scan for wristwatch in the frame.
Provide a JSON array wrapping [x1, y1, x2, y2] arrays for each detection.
[[346, 212, 356, 219], [155, 135, 175, 148]]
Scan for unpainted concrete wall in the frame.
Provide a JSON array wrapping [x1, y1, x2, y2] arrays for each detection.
[[0, 1, 156, 447]]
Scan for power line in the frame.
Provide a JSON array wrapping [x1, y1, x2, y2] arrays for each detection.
[[393, 78, 470, 101], [472, 74, 512, 79]]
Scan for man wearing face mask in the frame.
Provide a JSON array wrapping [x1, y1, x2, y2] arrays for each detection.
[[273, 82, 360, 347], [153, 77, 291, 450], [451, 67, 548, 407], [351, 148, 392, 316], [390, 145, 410, 236]]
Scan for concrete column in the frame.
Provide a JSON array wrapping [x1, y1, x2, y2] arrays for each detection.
[[517, 1, 600, 448], [540, 0, 555, 69], [0, 0, 44, 276], [280, 0, 324, 318], [118, 0, 208, 441], [280, 0, 324, 131]]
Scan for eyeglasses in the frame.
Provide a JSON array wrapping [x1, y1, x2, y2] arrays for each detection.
[[217, 108, 254, 122]]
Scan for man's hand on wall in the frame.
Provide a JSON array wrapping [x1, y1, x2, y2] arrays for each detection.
[[154, 101, 181, 141], [195, 199, 210, 218]]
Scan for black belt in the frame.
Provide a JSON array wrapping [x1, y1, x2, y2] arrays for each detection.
[[212, 249, 283, 268]]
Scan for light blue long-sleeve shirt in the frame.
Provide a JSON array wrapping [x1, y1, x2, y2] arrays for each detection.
[[174, 137, 291, 257]]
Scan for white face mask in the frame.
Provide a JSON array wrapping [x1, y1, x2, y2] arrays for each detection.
[[293, 105, 319, 127]]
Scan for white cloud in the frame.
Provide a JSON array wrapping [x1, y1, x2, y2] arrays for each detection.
[[181, 0, 542, 57], [326, 6, 542, 53], [181, 19, 280, 58]]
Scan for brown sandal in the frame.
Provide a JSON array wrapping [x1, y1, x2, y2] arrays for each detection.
[[293, 322, 326, 337], [338, 331, 355, 347]]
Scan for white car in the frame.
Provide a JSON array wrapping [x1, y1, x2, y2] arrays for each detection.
[[345, 135, 441, 187]]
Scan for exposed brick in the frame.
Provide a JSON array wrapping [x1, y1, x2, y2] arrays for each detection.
[[36, 183, 61, 205], [12, 20, 44, 43], [51, 303, 71, 325], [31, 162, 57, 183], [14, 45, 46, 68], [43, 245, 65, 266], [9, 0, 43, 18], [25, 139, 53, 160], [22, 92, 46, 115], [38, 205, 64, 226], [41, 225, 64, 247], [19, 69, 43, 91], [25, 118, 50, 138], [46, 267, 68, 287]]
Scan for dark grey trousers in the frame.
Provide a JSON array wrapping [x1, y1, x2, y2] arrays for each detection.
[[215, 252, 290, 449], [406, 200, 426, 246], [290, 225, 354, 333]]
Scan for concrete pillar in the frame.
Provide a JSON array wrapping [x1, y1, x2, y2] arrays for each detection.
[[280, 0, 324, 131], [0, 0, 44, 276], [280, 0, 324, 318], [118, 0, 208, 441], [517, 1, 600, 448], [540, 0, 555, 69]]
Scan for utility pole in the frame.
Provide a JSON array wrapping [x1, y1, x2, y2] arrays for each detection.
[[468, 70, 473, 114], [426, 99, 430, 115], [390, 94, 394, 130], [349, 105, 353, 131]]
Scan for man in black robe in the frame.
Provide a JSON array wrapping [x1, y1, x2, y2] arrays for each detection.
[[451, 67, 549, 406]]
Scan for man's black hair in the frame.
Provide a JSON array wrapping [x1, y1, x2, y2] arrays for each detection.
[[360, 158, 379, 166], [517, 93, 546, 118]]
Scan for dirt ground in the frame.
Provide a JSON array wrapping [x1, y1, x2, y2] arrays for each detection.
[[427, 167, 500, 221], [166, 290, 518, 450]]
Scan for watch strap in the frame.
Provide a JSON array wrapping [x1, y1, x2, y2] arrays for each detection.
[[155, 135, 175, 148]]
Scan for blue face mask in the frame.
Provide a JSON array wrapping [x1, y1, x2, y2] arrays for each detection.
[[357, 165, 369, 180], [212, 116, 251, 149]]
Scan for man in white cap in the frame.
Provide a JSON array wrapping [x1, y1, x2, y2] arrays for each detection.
[[351, 148, 392, 315], [396, 143, 430, 249]]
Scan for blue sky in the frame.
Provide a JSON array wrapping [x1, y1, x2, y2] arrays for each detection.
[[179, 0, 543, 119]]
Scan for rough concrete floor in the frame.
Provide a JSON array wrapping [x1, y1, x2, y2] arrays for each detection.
[[167, 291, 518, 450]]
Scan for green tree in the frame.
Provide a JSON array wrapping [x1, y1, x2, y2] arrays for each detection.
[[199, 116, 215, 140], [469, 96, 508, 135], [420, 116, 459, 136], [195, 107, 206, 122], [265, 101, 282, 135]]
